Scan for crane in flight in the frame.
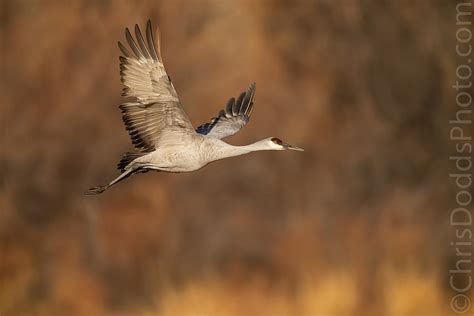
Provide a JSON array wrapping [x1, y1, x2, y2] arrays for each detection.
[[86, 20, 303, 195]]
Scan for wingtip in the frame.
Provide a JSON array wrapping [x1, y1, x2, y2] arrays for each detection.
[[248, 82, 256, 93], [124, 27, 133, 43], [146, 19, 153, 36], [118, 41, 128, 57]]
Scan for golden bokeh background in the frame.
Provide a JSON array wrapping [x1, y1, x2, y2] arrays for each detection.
[[1, 1, 472, 315]]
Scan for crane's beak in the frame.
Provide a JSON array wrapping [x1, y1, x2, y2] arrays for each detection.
[[283, 143, 304, 151]]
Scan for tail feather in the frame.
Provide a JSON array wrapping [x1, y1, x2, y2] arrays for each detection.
[[117, 151, 146, 173]]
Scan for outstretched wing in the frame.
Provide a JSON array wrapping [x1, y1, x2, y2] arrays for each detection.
[[196, 83, 256, 139], [118, 20, 195, 152]]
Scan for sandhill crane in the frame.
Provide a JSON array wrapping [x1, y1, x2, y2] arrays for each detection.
[[86, 20, 303, 195]]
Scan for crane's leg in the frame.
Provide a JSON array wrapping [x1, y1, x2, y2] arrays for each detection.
[[85, 168, 137, 195]]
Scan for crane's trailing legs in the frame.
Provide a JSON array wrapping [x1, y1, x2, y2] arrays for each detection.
[[85, 168, 137, 195]]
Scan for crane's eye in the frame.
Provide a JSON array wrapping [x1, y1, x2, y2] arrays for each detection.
[[271, 137, 283, 145]]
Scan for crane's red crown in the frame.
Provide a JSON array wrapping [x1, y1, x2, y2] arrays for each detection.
[[271, 137, 283, 145]]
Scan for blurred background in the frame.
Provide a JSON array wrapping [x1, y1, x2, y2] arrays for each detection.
[[1, 0, 472, 315]]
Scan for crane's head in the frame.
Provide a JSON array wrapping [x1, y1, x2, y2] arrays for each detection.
[[266, 137, 304, 151]]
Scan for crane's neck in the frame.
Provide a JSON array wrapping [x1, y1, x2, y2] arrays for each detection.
[[206, 139, 276, 162]]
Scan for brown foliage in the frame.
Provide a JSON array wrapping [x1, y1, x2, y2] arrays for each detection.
[[0, 1, 470, 315]]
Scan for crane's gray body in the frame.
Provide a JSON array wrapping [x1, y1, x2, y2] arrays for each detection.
[[128, 135, 258, 173], [130, 136, 217, 172]]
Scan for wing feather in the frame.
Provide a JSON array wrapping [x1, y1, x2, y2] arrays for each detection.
[[196, 83, 256, 139], [118, 41, 131, 57], [146, 20, 160, 61], [118, 20, 194, 152], [134, 24, 151, 59], [125, 27, 145, 59]]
